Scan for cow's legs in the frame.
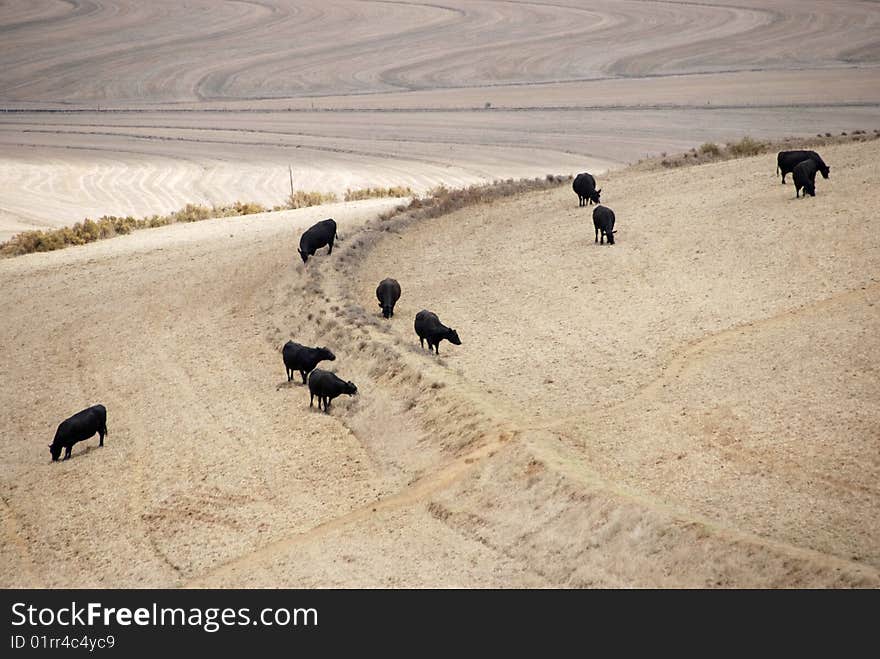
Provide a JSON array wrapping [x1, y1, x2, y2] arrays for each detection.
[[595, 228, 599, 243], [419, 337, 424, 350], [64, 446, 72, 460], [99, 429, 105, 447], [327, 237, 334, 255], [300, 370, 308, 385], [310, 392, 314, 407]]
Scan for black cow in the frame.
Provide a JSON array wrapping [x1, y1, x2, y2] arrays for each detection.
[[376, 278, 402, 319], [592, 205, 616, 245], [282, 341, 335, 384], [298, 218, 337, 263], [414, 310, 461, 355], [308, 368, 357, 412], [573, 172, 601, 207], [793, 159, 818, 198], [49, 404, 107, 462], [777, 150, 830, 184]]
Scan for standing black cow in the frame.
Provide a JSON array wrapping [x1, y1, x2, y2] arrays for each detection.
[[592, 205, 616, 245], [414, 310, 461, 355], [49, 404, 107, 462], [376, 278, 402, 319], [298, 218, 337, 263], [777, 150, 830, 184], [573, 172, 602, 207], [282, 341, 335, 384], [793, 159, 819, 198], [308, 368, 357, 412]]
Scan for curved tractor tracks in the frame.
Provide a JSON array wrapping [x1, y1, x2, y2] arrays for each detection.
[[186, 191, 880, 588]]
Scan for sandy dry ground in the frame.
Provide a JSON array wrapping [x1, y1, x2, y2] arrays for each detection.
[[1, 140, 878, 588], [1, 0, 879, 239]]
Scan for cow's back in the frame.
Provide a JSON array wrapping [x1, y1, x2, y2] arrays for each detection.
[[282, 341, 305, 366], [300, 218, 336, 249], [794, 158, 818, 180], [56, 405, 103, 443], [414, 310, 440, 336], [377, 278, 401, 302], [308, 368, 332, 392], [593, 205, 614, 228], [573, 173, 595, 194]]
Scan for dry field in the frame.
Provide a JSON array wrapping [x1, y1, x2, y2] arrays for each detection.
[[1, 0, 879, 589], [1, 139, 878, 588], [1, 0, 880, 240]]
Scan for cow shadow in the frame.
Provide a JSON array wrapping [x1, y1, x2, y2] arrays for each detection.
[[49, 443, 102, 464], [276, 380, 307, 391]]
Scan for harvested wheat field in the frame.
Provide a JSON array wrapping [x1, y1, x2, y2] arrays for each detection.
[[2, 0, 880, 240], [1, 139, 878, 588]]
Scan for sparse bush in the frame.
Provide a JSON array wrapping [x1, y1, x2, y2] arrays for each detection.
[[727, 136, 764, 157], [699, 142, 721, 156], [172, 203, 212, 223], [343, 186, 413, 202], [2, 199, 269, 257], [286, 190, 338, 209]]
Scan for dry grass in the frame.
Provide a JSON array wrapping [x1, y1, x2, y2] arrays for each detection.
[[344, 186, 414, 202], [281, 190, 339, 210], [375, 176, 571, 224], [0, 201, 267, 257], [647, 131, 879, 171]]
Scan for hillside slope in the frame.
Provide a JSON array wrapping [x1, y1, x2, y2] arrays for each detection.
[[1, 140, 877, 587]]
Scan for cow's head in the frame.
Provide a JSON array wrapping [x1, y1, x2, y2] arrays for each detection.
[[297, 248, 309, 264], [446, 329, 462, 346], [606, 229, 617, 245], [345, 381, 358, 396], [590, 188, 602, 204], [49, 443, 61, 462], [318, 347, 336, 362], [380, 302, 395, 318], [820, 165, 830, 179]]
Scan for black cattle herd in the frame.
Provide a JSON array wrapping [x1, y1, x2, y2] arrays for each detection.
[[48, 147, 831, 461]]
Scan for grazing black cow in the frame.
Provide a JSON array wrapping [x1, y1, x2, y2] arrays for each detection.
[[376, 278, 402, 319], [414, 310, 461, 355], [592, 205, 616, 245], [793, 159, 818, 198], [777, 150, 830, 184], [298, 218, 337, 263], [49, 404, 107, 462], [573, 172, 601, 207], [308, 368, 357, 412], [282, 341, 335, 384]]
